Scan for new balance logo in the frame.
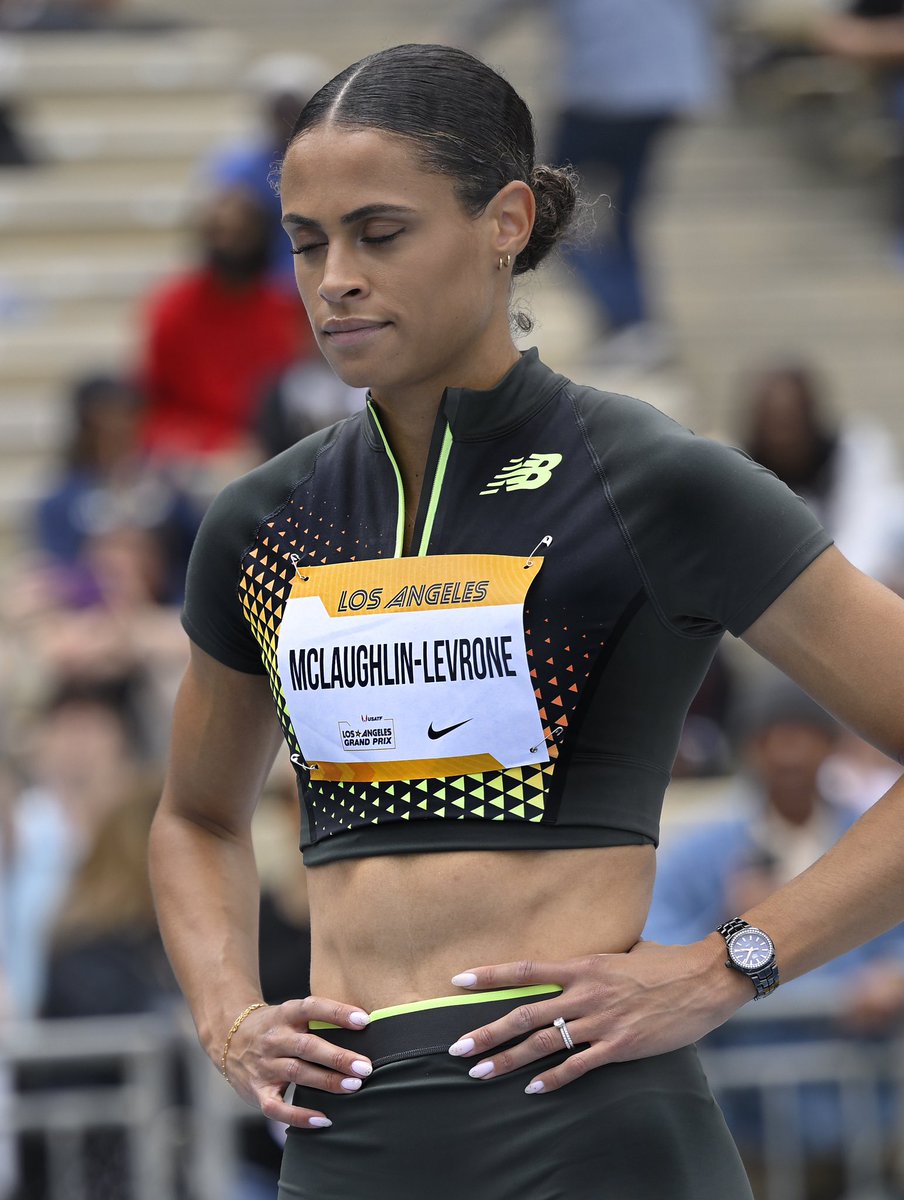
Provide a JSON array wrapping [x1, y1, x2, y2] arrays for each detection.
[[479, 453, 563, 495]]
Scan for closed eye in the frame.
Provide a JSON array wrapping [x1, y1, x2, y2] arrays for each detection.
[[291, 230, 403, 256], [361, 230, 403, 246]]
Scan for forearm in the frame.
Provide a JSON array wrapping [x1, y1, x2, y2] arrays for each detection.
[[740, 775, 904, 985], [149, 803, 264, 1063]]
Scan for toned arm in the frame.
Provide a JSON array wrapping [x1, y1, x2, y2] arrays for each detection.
[[149, 641, 284, 1059], [739, 545, 904, 979], [435, 547, 904, 1095], [151, 641, 377, 1127]]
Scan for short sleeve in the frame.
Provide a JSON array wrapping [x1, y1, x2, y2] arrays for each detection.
[[598, 400, 833, 637], [181, 478, 267, 674]]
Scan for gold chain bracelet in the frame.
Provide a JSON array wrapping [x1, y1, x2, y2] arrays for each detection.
[[220, 1002, 268, 1081]]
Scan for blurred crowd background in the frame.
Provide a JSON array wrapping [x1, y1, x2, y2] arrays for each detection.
[[2, 0, 904, 1197]]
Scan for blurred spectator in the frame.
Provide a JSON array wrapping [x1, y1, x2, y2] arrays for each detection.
[[39, 777, 177, 1019], [33, 373, 201, 607], [255, 352, 365, 460], [812, 0, 904, 261], [737, 359, 903, 582], [16, 781, 180, 1200], [1, 676, 146, 1017], [455, 0, 723, 368], [138, 189, 307, 464], [201, 52, 329, 293], [647, 674, 904, 1199]]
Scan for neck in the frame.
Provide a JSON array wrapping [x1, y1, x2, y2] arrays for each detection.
[[370, 342, 521, 553], [371, 341, 521, 469]]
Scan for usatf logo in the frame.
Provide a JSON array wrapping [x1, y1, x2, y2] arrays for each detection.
[[480, 453, 563, 495]]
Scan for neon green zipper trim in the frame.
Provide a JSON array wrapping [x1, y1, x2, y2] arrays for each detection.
[[310, 983, 563, 1029], [367, 400, 405, 558], [417, 423, 453, 556]]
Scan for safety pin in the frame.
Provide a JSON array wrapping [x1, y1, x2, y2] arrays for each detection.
[[525, 535, 553, 569], [289, 552, 310, 582]]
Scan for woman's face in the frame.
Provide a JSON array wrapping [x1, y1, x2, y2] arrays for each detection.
[[279, 126, 510, 400]]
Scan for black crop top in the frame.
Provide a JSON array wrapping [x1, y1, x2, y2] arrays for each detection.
[[182, 349, 832, 866]]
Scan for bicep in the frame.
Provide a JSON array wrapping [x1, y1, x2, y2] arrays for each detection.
[[161, 639, 285, 834], [743, 546, 904, 762]]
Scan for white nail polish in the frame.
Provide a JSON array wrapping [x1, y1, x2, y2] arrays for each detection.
[[351, 1060, 372, 1077], [525, 1080, 545, 1094], [308, 1117, 332, 1128], [451, 972, 478, 987], [469, 1061, 495, 1079], [448, 1038, 475, 1056], [349, 1011, 370, 1027], [341, 1077, 362, 1091]]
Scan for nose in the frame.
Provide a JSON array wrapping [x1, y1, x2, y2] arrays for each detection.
[[317, 243, 367, 305]]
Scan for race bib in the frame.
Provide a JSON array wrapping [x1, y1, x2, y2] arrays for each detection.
[[276, 554, 547, 783]]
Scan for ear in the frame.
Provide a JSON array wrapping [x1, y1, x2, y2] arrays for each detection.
[[486, 180, 535, 259]]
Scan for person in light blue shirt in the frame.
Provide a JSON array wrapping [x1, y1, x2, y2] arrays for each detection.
[[646, 675, 904, 1186], [456, 0, 723, 363]]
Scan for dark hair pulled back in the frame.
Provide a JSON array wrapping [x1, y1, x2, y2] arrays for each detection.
[[288, 44, 577, 276]]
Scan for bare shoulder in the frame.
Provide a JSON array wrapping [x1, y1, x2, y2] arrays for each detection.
[[743, 546, 904, 760], [160, 640, 285, 830]]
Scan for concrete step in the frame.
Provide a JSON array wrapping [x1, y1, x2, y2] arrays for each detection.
[[0, 385, 64, 453], [0, 229, 189, 264], [22, 108, 256, 164], [1, 29, 245, 96], [3, 292, 142, 330], [23, 89, 251, 124], [0, 175, 192, 232], [0, 320, 136, 384], [0, 255, 178, 304]]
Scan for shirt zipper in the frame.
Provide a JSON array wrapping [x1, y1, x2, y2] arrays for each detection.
[[367, 400, 454, 557]]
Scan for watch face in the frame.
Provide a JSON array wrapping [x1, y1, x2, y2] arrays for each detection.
[[728, 929, 773, 971]]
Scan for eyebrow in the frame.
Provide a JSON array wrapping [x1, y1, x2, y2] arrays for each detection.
[[281, 203, 417, 230]]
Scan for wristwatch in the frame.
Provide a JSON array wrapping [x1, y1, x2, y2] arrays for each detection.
[[717, 918, 779, 1000]]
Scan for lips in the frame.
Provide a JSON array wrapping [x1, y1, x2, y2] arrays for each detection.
[[320, 319, 391, 349]]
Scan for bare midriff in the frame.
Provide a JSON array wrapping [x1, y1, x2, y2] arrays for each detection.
[[306, 844, 656, 1013]]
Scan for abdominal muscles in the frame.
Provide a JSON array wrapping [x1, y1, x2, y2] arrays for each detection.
[[305, 844, 655, 1012]]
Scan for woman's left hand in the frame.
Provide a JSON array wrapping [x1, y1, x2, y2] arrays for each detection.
[[447, 936, 751, 1093]]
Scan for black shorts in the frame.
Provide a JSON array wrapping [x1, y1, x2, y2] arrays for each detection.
[[278, 985, 753, 1200]]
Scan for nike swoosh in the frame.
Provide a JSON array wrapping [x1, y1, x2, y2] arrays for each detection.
[[427, 719, 472, 740]]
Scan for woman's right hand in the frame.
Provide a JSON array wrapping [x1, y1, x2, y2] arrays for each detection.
[[223, 996, 373, 1129]]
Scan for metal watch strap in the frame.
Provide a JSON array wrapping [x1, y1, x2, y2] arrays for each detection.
[[747, 960, 780, 999], [717, 918, 780, 1001], [718, 917, 750, 941]]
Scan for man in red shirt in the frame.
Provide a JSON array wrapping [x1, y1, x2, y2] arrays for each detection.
[[140, 190, 307, 460]]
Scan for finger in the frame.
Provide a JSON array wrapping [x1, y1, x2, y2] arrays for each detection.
[[523, 1045, 611, 1095], [450, 959, 571, 991], [278, 995, 371, 1031], [448, 996, 568, 1058], [258, 1085, 333, 1130], [270, 1056, 370, 1095], [461, 1021, 590, 1080], [264, 1027, 373, 1081]]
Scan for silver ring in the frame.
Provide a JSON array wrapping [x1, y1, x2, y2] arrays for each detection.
[[553, 1016, 574, 1050]]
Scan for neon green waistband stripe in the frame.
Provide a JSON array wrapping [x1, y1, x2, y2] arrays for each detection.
[[309, 983, 562, 1030]]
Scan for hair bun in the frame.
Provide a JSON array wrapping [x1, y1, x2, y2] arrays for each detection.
[[515, 164, 579, 275]]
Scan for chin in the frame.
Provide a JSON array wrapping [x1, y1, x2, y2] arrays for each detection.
[[328, 360, 377, 391]]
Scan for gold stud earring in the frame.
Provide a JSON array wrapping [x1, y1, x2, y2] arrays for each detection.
[[498, 254, 512, 271]]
